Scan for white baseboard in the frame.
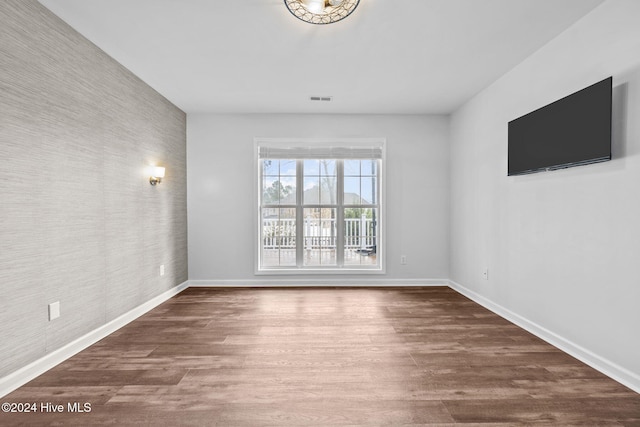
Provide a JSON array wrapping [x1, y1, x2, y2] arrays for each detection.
[[0, 281, 189, 398], [188, 278, 449, 287], [448, 279, 640, 394]]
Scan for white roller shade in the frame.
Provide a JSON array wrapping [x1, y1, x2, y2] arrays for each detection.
[[258, 140, 384, 160]]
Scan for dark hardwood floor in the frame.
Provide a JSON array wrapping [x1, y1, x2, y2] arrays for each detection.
[[2, 287, 639, 426]]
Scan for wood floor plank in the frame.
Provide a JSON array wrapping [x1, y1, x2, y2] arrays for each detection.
[[25, 368, 188, 387], [443, 397, 640, 425], [1, 286, 638, 426]]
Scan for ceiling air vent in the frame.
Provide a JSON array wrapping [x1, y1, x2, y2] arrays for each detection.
[[310, 96, 332, 102]]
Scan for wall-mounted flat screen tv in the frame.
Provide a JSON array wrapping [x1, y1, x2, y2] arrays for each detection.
[[508, 76, 612, 176]]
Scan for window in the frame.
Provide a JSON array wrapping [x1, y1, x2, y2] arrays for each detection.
[[257, 139, 384, 272]]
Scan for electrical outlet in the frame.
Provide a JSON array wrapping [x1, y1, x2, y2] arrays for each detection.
[[48, 301, 60, 321], [401, 255, 407, 265], [160, 265, 165, 276], [482, 268, 489, 280]]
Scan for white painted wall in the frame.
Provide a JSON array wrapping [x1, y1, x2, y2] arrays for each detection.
[[450, 0, 640, 388], [188, 114, 449, 284]]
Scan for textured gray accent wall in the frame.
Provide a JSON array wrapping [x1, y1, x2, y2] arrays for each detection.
[[0, 0, 187, 378]]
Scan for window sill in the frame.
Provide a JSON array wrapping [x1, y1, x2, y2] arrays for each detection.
[[255, 267, 385, 275]]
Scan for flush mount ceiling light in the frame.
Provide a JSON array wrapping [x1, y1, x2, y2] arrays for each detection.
[[284, 0, 360, 25]]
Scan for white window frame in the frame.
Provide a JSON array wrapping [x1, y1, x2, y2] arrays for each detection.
[[254, 138, 386, 275]]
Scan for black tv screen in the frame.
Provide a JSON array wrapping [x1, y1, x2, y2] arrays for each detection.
[[508, 77, 612, 176]]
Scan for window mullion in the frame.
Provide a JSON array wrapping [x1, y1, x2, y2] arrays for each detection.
[[336, 160, 345, 267], [295, 159, 304, 268]]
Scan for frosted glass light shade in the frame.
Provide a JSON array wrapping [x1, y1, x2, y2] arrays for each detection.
[[149, 165, 166, 185], [152, 166, 165, 178]]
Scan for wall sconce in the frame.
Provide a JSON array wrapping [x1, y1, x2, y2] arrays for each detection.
[[149, 166, 165, 186]]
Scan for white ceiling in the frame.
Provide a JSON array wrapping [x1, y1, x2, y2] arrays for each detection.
[[38, 0, 604, 114]]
